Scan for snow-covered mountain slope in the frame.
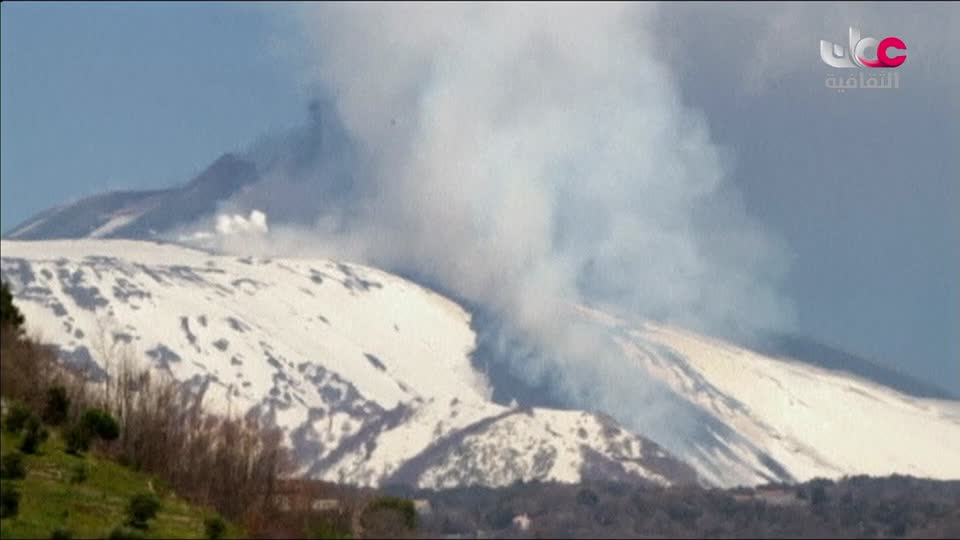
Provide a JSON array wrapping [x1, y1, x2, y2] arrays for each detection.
[[579, 308, 960, 487], [3, 239, 958, 489], [0, 239, 695, 489]]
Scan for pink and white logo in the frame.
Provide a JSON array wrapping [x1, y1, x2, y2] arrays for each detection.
[[820, 27, 906, 69]]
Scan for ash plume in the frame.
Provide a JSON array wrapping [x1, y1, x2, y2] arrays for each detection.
[[205, 3, 796, 451]]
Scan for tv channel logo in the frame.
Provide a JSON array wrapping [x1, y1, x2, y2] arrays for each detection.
[[820, 27, 906, 69]]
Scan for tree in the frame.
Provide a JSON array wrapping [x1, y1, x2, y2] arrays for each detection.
[[64, 408, 120, 455], [126, 493, 161, 529], [64, 423, 93, 455], [50, 527, 73, 540], [0, 281, 24, 334], [107, 526, 145, 540], [3, 402, 32, 433], [204, 516, 227, 540], [0, 483, 20, 519], [69, 463, 88, 484], [19, 414, 50, 454], [0, 452, 26, 479], [811, 482, 829, 507], [576, 488, 600, 507], [43, 386, 71, 426], [361, 496, 418, 537], [81, 408, 121, 441]]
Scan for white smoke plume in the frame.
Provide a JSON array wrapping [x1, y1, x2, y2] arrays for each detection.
[[288, 3, 790, 324], [215, 209, 268, 236], [178, 209, 268, 244], [220, 3, 796, 447]]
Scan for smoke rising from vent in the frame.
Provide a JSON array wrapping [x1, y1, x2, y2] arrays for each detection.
[[215, 210, 268, 236], [210, 3, 795, 448]]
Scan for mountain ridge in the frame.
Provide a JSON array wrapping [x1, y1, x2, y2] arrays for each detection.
[[5, 154, 259, 241], [0, 239, 699, 489], [2, 238, 957, 489]]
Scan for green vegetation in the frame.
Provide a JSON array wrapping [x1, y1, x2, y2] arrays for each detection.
[[63, 424, 92, 456], [3, 402, 32, 434], [42, 387, 71, 427], [0, 483, 19, 519], [0, 281, 24, 334], [80, 409, 121, 442], [107, 526, 146, 540], [0, 428, 243, 539], [409, 477, 960, 538], [68, 463, 87, 485], [63, 408, 122, 457], [363, 496, 417, 530], [126, 493, 161, 530], [50, 526, 73, 539], [358, 496, 417, 538], [204, 515, 227, 540], [0, 288, 279, 538], [304, 514, 352, 540], [1, 452, 26, 480], [18, 415, 50, 454]]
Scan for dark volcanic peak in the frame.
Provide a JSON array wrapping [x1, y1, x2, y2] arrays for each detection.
[[5, 100, 357, 242], [5, 153, 259, 241], [5, 190, 165, 240]]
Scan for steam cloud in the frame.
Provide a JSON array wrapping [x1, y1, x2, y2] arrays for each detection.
[[211, 3, 795, 450], [177, 210, 269, 244], [215, 210, 268, 236]]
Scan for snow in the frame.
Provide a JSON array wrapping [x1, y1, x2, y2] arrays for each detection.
[[624, 323, 960, 485], [0, 239, 686, 489], [6, 215, 49, 238], [88, 212, 142, 238], [3, 239, 957, 488]]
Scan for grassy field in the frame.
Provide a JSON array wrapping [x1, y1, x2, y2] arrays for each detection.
[[0, 428, 243, 539]]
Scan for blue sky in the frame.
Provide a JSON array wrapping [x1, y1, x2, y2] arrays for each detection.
[[1, 2, 305, 218], [1, 2, 957, 393]]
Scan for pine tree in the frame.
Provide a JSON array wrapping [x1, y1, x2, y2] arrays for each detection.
[[1, 280, 25, 333]]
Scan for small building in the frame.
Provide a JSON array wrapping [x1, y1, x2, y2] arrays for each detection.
[[413, 499, 433, 515], [512, 513, 532, 531], [311, 498, 340, 512]]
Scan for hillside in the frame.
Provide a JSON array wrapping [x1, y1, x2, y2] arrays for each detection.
[[0, 425, 239, 539], [1, 239, 958, 491], [0, 239, 695, 489], [597, 316, 960, 487], [405, 476, 960, 538], [0, 240, 960, 488]]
